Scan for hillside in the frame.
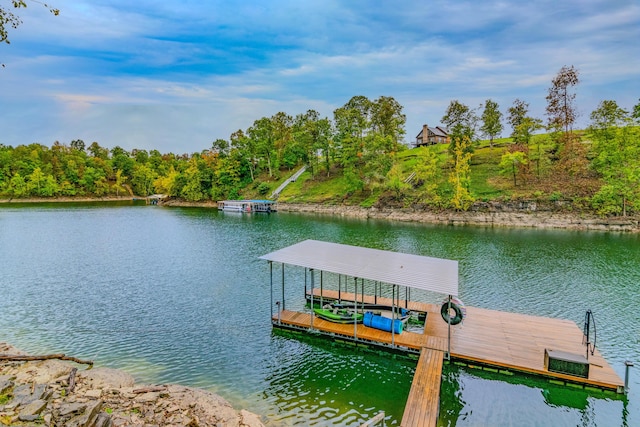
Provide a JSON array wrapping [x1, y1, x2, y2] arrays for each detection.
[[244, 135, 601, 212]]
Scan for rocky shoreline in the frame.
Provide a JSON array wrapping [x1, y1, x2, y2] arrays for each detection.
[[276, 202, 640, 232], [0, 343, 264, 427], [2, 196, 639, 232]]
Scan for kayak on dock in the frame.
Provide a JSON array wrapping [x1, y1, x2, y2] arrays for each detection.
[[313, 305, 364, 323]]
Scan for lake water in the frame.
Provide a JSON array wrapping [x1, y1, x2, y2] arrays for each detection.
[[0, 202, 638, 426]]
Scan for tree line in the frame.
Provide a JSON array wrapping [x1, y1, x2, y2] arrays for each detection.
[[1, 66, 639, 216]]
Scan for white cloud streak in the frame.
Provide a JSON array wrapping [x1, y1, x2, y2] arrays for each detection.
[[0, 0, 638, 152]]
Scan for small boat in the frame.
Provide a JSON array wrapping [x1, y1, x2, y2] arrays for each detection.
[[313, 306, 364, 323]]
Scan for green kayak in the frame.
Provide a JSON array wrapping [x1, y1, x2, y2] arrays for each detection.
[[313, 307, 364, 323]]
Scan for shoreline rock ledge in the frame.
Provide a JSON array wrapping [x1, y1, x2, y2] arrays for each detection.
[[0, 343, 265, 427]]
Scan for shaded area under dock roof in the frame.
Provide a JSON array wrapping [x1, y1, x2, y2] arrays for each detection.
[[260, 239, 458, 296]]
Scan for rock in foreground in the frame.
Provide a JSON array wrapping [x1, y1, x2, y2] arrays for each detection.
[[0, 343, 265, 427]]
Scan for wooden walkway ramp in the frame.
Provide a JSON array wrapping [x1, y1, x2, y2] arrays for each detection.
[[401, 347, 444, 427]]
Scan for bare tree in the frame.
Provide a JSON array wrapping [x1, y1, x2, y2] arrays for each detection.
[[546, 65, 580, 134]]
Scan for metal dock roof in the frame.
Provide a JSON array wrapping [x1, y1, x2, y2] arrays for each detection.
[[260, 239, 458, 296]]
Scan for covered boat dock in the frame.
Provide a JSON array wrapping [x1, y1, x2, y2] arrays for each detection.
[[217, 199, 276, 213], [260, 240, 625, 427]]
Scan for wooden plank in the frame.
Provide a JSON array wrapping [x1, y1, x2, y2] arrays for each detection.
[[401, 348, 444, 427], [298, 290, 624, 391]]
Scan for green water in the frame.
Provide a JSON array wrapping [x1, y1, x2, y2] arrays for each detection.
[[0, 202, 638, 426]]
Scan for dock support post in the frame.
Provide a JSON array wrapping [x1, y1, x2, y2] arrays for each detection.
[[354, 277, 358, 339], [269, 262, 273, 320], [320, 270, 324, 308], [374, 281, 378, 304], [625, 360, 634, 394], [281, 264, 285, 311], [310, 269, 315, 330], [391, 284, 396, 347], [446, 295, 452, 360]]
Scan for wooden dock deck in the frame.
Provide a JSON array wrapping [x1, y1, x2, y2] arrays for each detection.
[[304, 289, 623, 392], [400, 348, 444, 427], [276, 289, 624, 427]]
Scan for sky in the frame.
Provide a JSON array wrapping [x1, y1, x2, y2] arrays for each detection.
[[1, 0, 638, 154]]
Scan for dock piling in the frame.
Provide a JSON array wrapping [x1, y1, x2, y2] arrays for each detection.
[[625, 360, 634, 394]]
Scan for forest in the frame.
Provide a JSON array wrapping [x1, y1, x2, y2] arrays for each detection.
[[1, 66, 639, 217]]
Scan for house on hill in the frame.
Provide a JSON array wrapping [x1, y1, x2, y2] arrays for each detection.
[[414, 124, 449, 147]]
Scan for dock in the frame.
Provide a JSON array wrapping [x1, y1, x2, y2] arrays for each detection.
[[304, 289, 623, 392], [401, 348, 444, 427], [277, 290, 624, 426], [217, 199, 276, 213], [261, 240, 625, 427]]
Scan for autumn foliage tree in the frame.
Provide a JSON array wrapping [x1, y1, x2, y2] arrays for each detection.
[[546, 65, 580, 135]]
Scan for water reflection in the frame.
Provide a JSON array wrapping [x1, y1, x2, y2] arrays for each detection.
[[0, 205, 637, 426], [262, 330, 413, 426], [440, 363, 626, 427]]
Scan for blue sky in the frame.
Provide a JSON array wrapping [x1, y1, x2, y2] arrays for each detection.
[[1, 0, 638, 154]]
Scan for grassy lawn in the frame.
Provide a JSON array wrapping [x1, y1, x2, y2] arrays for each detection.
[[245, 130, 605, 210]]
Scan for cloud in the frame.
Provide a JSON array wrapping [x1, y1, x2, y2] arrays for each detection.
[[1, 0, 638, 152]]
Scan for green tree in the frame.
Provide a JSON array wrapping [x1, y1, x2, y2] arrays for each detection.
[[507, 99, 529, 143], [385, 163, 409, 199], [589, 101, 640, 216], [362, 133, 394, 192], [211, 139, 230, 157], [230, 129, 256, 182], [333, 96, 373, 193], [26, 167, 58, 196], [441, 100, 478, 158], [271, 111, 294, 169], [513, 116, 543, 146], [293, 110, 322, 177], [153, 166, 180, 197], [180, 158, 205, 201], [70, 139, 85, 152], [111, 150, 135, 179], [370, 96, 406, 152], [588, 100, 628, 154], [248, 117, 277, 178], [499, 151, 528, 186], [87, 142, 108, 160], [113, 169, 127, 196], [80, 166, 105, 195], [131, 164, 157, 196], [214, 153, 244, 200], [413, 146, 441, 205], [480, 99, 503, 149], [8, 172, 27, 197], [448, 136, 474, 210]]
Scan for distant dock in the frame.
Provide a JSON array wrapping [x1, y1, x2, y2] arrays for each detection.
[[217, 199, 276, 213]]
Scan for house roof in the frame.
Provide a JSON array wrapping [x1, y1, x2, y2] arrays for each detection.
[[260, 239, 459, 295], [431, 126, 448, 137], [416, 125, 449, 139]]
